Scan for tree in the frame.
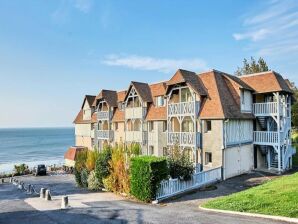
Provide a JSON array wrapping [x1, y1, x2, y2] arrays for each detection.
[[235, 57, 269, 76]]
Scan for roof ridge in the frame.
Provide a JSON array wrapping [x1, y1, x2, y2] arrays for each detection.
[[240, 70, 274, 77]]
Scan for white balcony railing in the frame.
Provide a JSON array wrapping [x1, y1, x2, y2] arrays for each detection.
[[97, 130, 114, 140], [125, 131, 147, 144], [125, 107, 145, 119], [97, 111, 111, 120], [168, 101, 197, 116], [253, 131, 278, 145], [253, 102, 279, 116], [167, 132, 199, 147]]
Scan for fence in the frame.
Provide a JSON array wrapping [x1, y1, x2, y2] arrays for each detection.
[[156, 167, 222, 201]]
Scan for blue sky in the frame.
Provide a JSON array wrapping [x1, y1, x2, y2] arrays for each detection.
[[0, 0, 297, 128]]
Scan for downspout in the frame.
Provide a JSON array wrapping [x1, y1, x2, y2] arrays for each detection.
[[222, 119, 229, 180]]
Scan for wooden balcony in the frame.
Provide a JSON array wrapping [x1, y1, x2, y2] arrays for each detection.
[[97, 111, 112, 120], [167, 132, 200, 147], [125, 107, 145, 119], [253, 131, 278, 146], [253, 102, 279, 116], [125, 131, 147, 144], [97, 130, 114, 140], [168, 101, 198, 117]]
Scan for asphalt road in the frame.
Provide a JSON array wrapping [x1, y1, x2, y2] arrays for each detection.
[[0, 174, 289, 224]]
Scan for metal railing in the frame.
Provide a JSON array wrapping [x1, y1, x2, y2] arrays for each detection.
[[156, 167, 222, 200]]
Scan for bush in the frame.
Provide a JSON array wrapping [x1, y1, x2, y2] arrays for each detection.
[[168, 147, 194, 181], [86, 149, 100, 172], [80, 168, 89, 188], [95, 146, 112, 186], [107, 147, 130, 194], [75, 149, 88, 172], [103, 175, 115, 192], [74, 168, 82, 187], [14, 164, 30, 176], [130, 156, 168, 202], [87, 170, 101, 190]]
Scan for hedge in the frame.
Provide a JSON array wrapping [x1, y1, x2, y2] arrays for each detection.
[[130, 156, 168, 202]]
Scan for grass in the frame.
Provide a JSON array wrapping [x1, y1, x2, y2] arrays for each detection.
[[202, 172, 298, 218]]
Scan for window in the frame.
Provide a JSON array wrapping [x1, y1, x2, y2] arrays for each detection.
[[205, 152, 212, 165], [241, 90, 245, 104], [163, 147, 168, 156], [156, 96, 165, 107], [162, 121, 167, 132], [205, 120, 212, 132], [114, 122, 118, 131], [118, 102, 125, 111], [149, 146, 154, 155], [148, 121, 154, 132]]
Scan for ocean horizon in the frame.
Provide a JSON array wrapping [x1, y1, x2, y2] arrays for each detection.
[[0, 127, 74, 173]]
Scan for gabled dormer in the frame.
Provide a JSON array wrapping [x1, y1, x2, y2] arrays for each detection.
[[81, 95, 96, 121]]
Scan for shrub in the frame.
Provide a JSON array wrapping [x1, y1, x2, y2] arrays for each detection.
[[86, 149, 100, 172], [103, 175, 115, 192], [130, 156, 169, 202], [95, 146, 112, 186], [80, 168, 89, 188], [74, 168, 82, 187], [75, 149, 88, 172], [14, 164, 30, 176], [168, 147, 194, 181], [87, 170, 101, 190], [108, 147, 130, 194]]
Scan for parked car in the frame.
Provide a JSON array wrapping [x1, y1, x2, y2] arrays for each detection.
[[34, 165, 47, 176]]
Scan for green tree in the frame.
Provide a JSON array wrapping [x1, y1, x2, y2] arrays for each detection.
[[235, 57, 269, 76]]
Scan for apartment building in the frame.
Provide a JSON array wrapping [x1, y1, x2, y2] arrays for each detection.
[[79, 69, 295, 179], [73, 95, 97, 150]]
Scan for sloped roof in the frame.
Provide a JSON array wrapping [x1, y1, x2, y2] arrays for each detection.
[[150, 82, 167, 97], [166, 69, 208, 96], [81, 95, 96, 109], [146, 105, 167, 121], [112, 108, 125, 122], [73, 110, 97, 124], [124, 81, 153, 103], [240, 71, 292, 94], [199, 70, 254, 119], [93, 90, 118, 107], [64, 146, 87, 161], [117, 90, 127, 102]]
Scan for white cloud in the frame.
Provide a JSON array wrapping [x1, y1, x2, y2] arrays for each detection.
[[233, 0, 298, 57], [102, 54, 208, 73]]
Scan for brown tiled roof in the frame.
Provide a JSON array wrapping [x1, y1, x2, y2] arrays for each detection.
[[93, 90, 118, 107], [64, 146, 86, 161], [240, 71, 292, 94], [146, 105, 167, 121], [199, 70, 254, 119], [124, 81, 153, 103], [112, 108, 125, 122], [73, 110, 96, 124], [117, 90, 126, 102], [166, 69, 208, 96], [150, 82, 167, 97]]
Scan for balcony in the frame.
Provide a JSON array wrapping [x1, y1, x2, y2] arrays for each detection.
[[125, 107, 144, 119], [167, 132, 200, 147], [168, 101, 198, 117], [97, 111, 112, 120], [97, 130, 114, 140], [253, 131, 278, 146], [126, 131, 147, 144], [253, 102, 279, 116]]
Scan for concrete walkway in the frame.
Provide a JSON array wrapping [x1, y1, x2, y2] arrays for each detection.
[[0, 174, 290, 224]]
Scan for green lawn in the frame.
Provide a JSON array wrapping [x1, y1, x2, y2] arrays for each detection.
[[202, 172, 298, 218]]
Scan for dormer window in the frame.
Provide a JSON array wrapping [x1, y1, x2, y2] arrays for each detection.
[[156, 96, 165, 107]]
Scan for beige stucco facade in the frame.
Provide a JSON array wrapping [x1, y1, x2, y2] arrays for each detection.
[[147, 121, 167, 156]]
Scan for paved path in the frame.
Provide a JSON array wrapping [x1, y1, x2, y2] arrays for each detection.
[[0, 174, 289, 224]]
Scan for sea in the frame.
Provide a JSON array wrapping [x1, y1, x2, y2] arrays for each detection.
[[0, 127, 74, 174]]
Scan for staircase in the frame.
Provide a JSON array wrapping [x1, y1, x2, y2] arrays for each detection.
[[257, 117, 266, 129], [270, 152, 283, 170]]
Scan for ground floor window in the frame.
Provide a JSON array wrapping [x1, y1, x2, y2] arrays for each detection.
[[205, 152, 212, 165], [149, 146, 154, 155]]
